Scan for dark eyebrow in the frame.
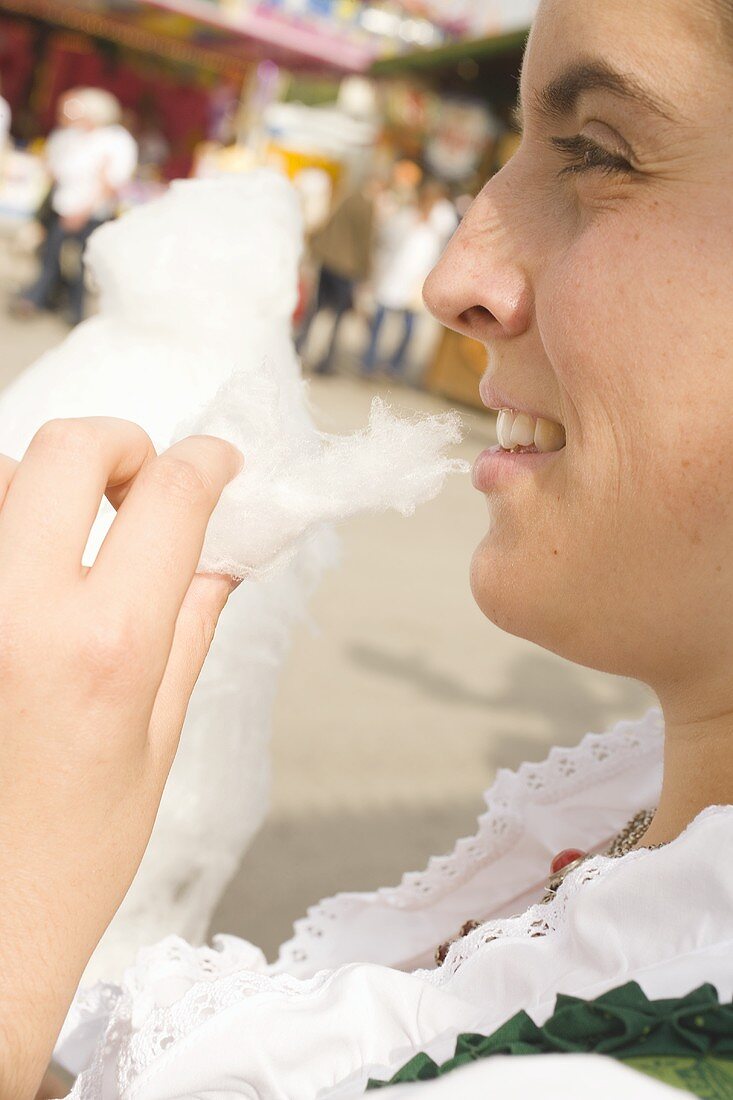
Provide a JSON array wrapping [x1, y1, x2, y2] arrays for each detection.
[[525, 59, 678, 126]]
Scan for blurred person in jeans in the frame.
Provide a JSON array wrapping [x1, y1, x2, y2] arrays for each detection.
[[363, 180, 457, 380], [297, 181, 376, 376], [14, 88, 137, 326]]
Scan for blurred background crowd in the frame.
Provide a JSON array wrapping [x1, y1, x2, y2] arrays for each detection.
[[0, 0, 652, 969], [0, 0, 532, 399]]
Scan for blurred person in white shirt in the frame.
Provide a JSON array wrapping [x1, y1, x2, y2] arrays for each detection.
[[15, 87, 137, 325], [363, 180, 457, 379]]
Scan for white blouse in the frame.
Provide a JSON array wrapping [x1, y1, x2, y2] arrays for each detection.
[[59, 708, 733, 1099]]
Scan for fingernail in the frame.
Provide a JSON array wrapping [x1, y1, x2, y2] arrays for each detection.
[[227, 444, 244, 478]]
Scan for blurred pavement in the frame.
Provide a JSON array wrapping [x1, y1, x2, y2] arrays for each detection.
[[0, 235, 655, 959]]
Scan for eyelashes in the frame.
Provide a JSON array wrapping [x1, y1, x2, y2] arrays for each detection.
[[551, 134, 634, 177]]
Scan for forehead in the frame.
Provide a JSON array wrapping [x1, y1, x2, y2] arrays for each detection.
[[524, 0, 721, 111]]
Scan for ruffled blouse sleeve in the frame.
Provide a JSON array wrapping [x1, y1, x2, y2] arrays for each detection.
[[68, 954, 484, 1099]]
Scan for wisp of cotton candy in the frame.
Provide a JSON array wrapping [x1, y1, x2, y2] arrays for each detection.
[[183, 369, 466, 578]]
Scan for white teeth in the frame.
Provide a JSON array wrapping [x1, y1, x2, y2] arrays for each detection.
[[534, 416, 566, 453], [509, 413, 536, 448], [495, 408, 566, 453], [496, 409, 513, 449]]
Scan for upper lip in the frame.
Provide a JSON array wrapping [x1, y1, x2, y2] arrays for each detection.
[[479, 378, 563, 426]]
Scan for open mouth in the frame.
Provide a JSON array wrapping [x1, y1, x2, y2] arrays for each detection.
[[495, 409, 566, 454]]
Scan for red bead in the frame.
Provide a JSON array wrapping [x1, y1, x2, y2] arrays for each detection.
[[550, 848, 587, 875]]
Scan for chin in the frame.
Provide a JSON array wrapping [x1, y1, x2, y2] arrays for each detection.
[[469, 535, 626, 676], [469, 536, 543, 640]]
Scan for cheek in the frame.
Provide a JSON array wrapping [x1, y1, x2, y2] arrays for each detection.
[[544, 207, 733, 538]]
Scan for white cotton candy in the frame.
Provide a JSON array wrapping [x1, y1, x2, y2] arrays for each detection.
[[0, 169, 467, 990], [181, 369, 467, 578]]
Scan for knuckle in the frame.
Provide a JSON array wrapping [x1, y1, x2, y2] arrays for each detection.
[[77, 615, 141, 681], [148, 454, 214, 505], [32, 418, 98, 457]]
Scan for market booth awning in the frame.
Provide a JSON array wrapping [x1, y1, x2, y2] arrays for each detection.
[[0, 0, 378, 74], [371, 27, 528, 75], [370, 26, 528, 115]]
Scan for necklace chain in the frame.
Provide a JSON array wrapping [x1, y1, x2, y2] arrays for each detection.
[[603, 807, 658, 858]]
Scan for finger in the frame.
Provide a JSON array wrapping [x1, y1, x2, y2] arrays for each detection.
[[146, 573, 237, 768], [89, 435, 242, 642], [0, 454, 19, 510], [0, 418, 155, 579], [105, 460, 152, 512]]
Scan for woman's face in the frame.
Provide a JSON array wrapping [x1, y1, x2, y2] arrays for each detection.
[[425, 0, 733, 697]]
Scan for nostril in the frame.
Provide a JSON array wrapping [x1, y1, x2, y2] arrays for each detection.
[[459, 305, 495, 324], [457, 305, 499, 338]]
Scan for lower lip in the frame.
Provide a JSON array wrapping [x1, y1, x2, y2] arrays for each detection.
[[472, 444, 563, 492]]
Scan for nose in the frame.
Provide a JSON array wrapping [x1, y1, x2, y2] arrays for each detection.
[[423, 172, 533, 344]]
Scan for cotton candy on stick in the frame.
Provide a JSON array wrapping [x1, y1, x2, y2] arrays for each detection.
[[179, 367, 469, 579]]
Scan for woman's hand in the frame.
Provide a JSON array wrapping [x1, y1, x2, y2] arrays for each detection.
[[0, 417, 242, 1099]]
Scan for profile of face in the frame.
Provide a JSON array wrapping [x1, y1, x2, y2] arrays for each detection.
[[425, 0, 733, 699]]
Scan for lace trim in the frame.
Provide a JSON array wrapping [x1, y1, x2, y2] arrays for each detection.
[[72, 805, 732, 1099], [68, 937, 268, 1097], [71, 965, 329, 1098], [276, 708, 664, 967], [121, 968, 333, 1088], [422, 804, 731, 985], [125, 934, 267, 1003], [425, 857, 612, 984]]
